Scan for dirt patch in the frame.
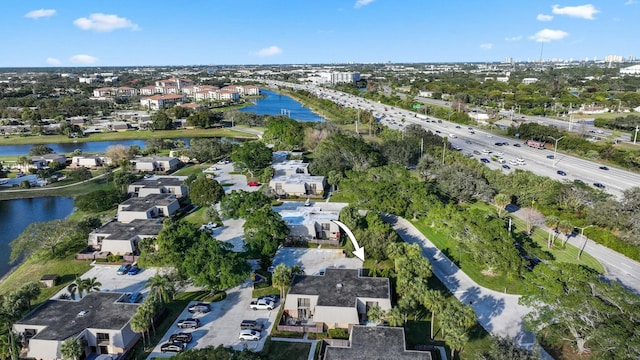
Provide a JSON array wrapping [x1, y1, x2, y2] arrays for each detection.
[[480, 269, 498, 277]]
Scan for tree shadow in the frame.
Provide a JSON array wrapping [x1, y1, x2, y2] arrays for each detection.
[[459, 286, 506, 333]]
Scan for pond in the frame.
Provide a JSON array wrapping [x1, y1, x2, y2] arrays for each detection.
[[240, 89, 325, 122]]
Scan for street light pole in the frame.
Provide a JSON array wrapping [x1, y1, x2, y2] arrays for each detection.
[[635, 126, 639, 145], [442, 137, 447, 165], [577, 225, 594, 261], [548, 136, 565, 168]]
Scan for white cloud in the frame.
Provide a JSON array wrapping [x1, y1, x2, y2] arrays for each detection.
[[69, 54, 98, 64], [255, 46, 283, 57], [537, 13, 554, 21], [73, 13, 139, 32], [552, 4, 599, 20], [625, 0, 635, 5], [45, 58, 61, 65], [354, 0, 375, 9], [505, 36, 523, 42], [25, 9, 56, 19], [480, 43, 493, 50], [529, 28, 569, 42]]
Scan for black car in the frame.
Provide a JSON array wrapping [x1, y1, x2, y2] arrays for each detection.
[[593, 182, 606, 189], [455, 125, 461, 129], [161, 342, 186, 353], [502, 164, 510, 170], [241, 319, 265, 331], [177, 318, 200, 329], [494, 142, 503, 146], [480, 158, 490, 163], [169, 332, 193, 344], [599, 166, 609, 170], [188, 303, 211, 313], [513, 143, 521, 147], [547, 155, 555, 159], [557, 170, 567, 176], [435, 130, 441, 133]]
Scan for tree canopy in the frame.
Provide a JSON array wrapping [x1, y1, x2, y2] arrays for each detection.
[[189, 175, 225, 208], [230, 141, 272, 178]]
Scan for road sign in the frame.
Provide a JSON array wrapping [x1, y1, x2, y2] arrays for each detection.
[[413, 104, 421, 109]]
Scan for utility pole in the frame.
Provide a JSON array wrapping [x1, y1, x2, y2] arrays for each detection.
[[577, 225, 594, 261], [442, 137, 447, 165], [420, 137, 424, 158], [548, 136, 565, 168], [635, 126, 639, 144], [356, 109, 359, 134]]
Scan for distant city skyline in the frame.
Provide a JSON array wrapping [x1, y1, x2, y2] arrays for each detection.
[[1, 1, 638, 67]]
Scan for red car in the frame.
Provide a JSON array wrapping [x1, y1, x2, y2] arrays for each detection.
[[247, 181, 260, 187]]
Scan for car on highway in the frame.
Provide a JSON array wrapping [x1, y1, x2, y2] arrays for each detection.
[[593, 182, 606, 189], [502, 164, 510, 170], [239, 329, 261, 341], [557, 170, 567, 176], [599, 166, 609, 170], [116, 263, 131, 275], [188, 303, 211, 313], [473, 150, 481, 155], [480, 158, 490, 163], [177, 318, 200, 329], [494, 142, 503, 146], [161, 342, 186, 353], [247, 181, 261, 186], [513, 143, 521, 147], [169, 332, 193, 344], [127, 265, 140, 276], [435, 130, 441, 133], [455, 125, 461, 129], [547, 155, 555, 159]]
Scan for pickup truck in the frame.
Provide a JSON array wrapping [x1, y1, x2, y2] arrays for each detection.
[[249, 299, 275, 311]]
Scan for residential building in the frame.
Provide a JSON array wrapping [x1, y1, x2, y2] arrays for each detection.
[[127, 176, 189, 198], [521, 78, 539, 85], [323, 326, 432, 360], [283, 268, 391, 329], [272, 160, 309, 176], [88, 219, 163, 255], [20, 154, 67, 172], [13, 292, 140, 360], [70, 154, 104, 168], [139, 94, 185, 110], [116, 193, 180, 223], [269, 174, 326, 197], [275, 202, 344, 241], [131, 156, 181, 173], [620, 65, 640, 75]]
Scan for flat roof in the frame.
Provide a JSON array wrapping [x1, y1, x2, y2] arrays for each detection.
[[93, 219, 163, 240], [131, 176, 186, 188], [271, 174, 325, 184], [324, 326, 432, 360], [119, 193, 177, 211], [15, 292, 138, 341], [289, 268, 389, 307]]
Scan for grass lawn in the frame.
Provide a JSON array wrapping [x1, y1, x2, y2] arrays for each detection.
[[171, 163, 204, 177], [0, 256, 92, 304], [0, 176, 114, 201], [182, 206, 206, 225], [262, 339, 311, 360]]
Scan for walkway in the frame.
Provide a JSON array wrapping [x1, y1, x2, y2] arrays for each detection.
[[271, 333, 318, 360], [382, 214, 552, 359]]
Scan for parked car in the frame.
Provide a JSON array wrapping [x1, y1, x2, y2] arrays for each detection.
[[473, 150, 481, 155], [177, 318, 200, 329], [599, 166, 609, 170], [116, 263, 131, 275], [188, 303, 211, 314], [557, 170, 567, 176], [593, 182, 606, 189], [257, 295, 279, 304], [480, 158, 490, 163], [161, 342, 186, 353], [513, 143, 521, 147], [128, 292, 143, 303], [247, 181, 260, 186], [240, 320, 264, 331], [249, 299, 275, 310], [239, 329, 261, 341], [127, 265, 140, 275], [547, 155, 555, 159], [169, 332, 193, 344], [494, 142, 503, 146], [502, 164, 510, 170]]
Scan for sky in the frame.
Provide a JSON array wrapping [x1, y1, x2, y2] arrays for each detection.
[[1, 0, 638, 67]]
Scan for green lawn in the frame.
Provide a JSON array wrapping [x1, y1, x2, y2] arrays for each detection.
[[0, 176, 114, 201], [171, 163, 205, 177], [262, 339, 311, 360]]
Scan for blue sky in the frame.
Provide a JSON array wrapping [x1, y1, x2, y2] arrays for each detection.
[[1, 1, 638, 67]]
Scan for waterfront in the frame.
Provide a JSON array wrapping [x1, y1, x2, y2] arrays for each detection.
[[240, 88, 325, 121], [0, 197, 74, 278], [0, 138, 194, 157]]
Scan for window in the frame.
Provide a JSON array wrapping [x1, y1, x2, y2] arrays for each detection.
[[309, 183, 317, 194], [366, 301, 379, 312], [96, 333, 110, 343], [297, 297, 311, 320], [321, 223, 330, 231]]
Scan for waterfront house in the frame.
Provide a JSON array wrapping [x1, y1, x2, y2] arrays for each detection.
[[116, 193, 179, 223], [88, 219, 163, 255], [127, 176, 189, 198]]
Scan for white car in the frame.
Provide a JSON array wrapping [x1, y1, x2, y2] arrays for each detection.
[[239, 329, 261, 341]]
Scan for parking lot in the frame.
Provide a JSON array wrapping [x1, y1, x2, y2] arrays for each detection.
[[51, 263, 158, 300], [271, 248, 363, 276], [147, 279, 279, 358]]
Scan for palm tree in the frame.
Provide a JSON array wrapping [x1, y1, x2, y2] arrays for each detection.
[[493, 193, 511, 217], [558, 220, 573, 247], [545, 215, 560, 248], [272, 264, 303, 300], [67, 275, 85, 300], [385, 307, 405, 327], [130, 313, 148, 349], [445, 326, 469, 359], [422, 290, 446, 339], [60, 337, 83, 360], [366, 306, 385, 325], [0, 330, 21, 360], [81, 277, 102, 295], [144, 274, 175, 304]]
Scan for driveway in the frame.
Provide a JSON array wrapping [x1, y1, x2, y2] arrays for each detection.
[[50, 263, 157, 300], [382, 215, 551, 357], [211, 162, 261, 194], [209, 218, 246, 252], [147, 280, 279, 359]]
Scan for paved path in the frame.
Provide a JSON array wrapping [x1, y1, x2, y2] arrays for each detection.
[[382, 214, 552, 358]]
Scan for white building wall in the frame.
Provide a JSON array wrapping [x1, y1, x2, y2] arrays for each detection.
[[313, 306, 359, 328], [100, 239, 136, 255]]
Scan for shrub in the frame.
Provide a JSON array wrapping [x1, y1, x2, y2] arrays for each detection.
[[328, 328, 349, 339]]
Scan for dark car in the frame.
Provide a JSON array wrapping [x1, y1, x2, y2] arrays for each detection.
[[188, 303, 211, 314], [599, 166, 609, 170], [473, 150, 481, 155], [593, 182, 606, 189], [502, 164, 510, 170], [161, 342, 186, 353], [241, 319, 264, 331], [435, 130, 441, 133], [546, 155, 555, 159], [257, 295, 279, 303], [494, 142, 503, 146], [127, 265, 140, 275], [177, 318, 200, 329], [513, 143, 521, 147], [480, 158, 490, 163], [557, 170, 567, 176], [169, 332, 193, 344], [116, 263, 131, 275], [455, 125, 461, 129], [502, 142, 509, 146]]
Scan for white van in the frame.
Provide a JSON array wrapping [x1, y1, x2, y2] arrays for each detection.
[[498, 159, 506, 164]]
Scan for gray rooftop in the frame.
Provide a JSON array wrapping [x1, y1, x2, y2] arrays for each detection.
[[271, 174, 325, 184], [135, 156, 176, 162], [15, 292, 138, 341], [131, 176, 185, 188], [289, 269, 389, 307], [324, 326, 432, 360], [119, 193, 177, 211], [93, 219, 163, 240]]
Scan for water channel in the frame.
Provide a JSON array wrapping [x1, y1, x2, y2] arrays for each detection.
[[240, 88, 325, 122]]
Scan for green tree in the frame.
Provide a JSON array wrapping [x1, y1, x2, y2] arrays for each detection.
[[144, 274, 176, 303], [189, 175, 225, 207], [558, 219, 573, 247], [10, 219, 72, 262], [243, 207, 289, 257], [445, 326, 469, 359], [0, 331, 21, 360], [75, 189, 122, 212], [150, 111, 174, 130], [545, 215, 560, 248], [262, 117, 305, 150], [477, 336, 539, 360], [183, 239, 250, 294], [187, 138, 233, 163], [29, 144, 54, 156], [112, 171, 139, 195], [422, 289, 447, 339], [230, 141, 272, 178], [220, 190, 272, 219], [82, 277, 102, 295], [271, 263, 304, 300], [493, 193, 511, 218], [60, 337, 83, 360]]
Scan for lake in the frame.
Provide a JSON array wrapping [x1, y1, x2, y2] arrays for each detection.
[[0, 197, 75, 279], [240, 89, 325, 122]]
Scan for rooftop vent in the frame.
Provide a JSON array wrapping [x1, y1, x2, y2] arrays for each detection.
[[77, 310, 89, 317], [336, 283, 343, 290]]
